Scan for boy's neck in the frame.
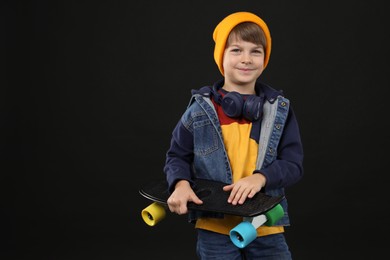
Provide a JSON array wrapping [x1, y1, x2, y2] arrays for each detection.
[[222, 81, 256, 95]]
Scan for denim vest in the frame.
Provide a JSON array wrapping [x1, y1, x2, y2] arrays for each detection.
[[183, 93, 291, 226]]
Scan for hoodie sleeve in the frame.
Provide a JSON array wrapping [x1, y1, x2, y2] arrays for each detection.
[[255, 105, 304, 190], [163, 118, 195, 193]]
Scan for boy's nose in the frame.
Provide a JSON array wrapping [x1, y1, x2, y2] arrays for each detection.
[[241, 52, 252, 63]]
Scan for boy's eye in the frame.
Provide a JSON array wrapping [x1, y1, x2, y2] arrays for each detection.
[[231, 48, 241, 53]]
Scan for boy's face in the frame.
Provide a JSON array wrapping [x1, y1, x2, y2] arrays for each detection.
[[222, 37, 264, 92]]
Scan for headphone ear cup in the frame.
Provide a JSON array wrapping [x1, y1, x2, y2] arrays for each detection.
[[221, 91, 244, 118], [243, 95, 263, 121]]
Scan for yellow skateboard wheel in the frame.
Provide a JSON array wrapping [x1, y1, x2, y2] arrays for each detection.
[[141, 202, 166, 226]]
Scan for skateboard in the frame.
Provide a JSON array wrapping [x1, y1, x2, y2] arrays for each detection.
[[139, 178, 285, 248]]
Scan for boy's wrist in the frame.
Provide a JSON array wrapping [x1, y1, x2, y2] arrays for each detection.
[[253, 170, 267, 187]]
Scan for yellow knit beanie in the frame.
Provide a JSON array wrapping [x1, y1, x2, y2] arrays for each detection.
[[213, 11, 272, 76]]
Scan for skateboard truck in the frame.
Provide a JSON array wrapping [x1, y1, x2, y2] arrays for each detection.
[[229, 204, 284, 248]]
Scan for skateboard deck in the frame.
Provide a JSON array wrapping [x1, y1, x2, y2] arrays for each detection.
[[139, 179, 284, 248], [140, 178, 285, 248], [140, 178, 284, 217]]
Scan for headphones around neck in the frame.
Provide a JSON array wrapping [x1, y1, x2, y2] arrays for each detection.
[[212, 85, 264, 121]]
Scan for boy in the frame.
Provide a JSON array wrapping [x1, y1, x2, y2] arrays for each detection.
[[163, 11, 304, 259]]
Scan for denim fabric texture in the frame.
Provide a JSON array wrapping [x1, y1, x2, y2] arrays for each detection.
[[196, 229, 292, 260]]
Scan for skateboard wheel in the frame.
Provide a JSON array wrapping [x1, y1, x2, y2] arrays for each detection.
[[264, 204, 284, 226], [229, 222, 257, 248], [141, 202, 166, 226]]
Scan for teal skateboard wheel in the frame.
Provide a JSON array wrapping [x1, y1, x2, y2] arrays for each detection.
[[229, 204, 285, 248], [229, 222, 257, 248]]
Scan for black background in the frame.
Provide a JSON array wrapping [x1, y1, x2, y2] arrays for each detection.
[[2, 1, 389, 259]]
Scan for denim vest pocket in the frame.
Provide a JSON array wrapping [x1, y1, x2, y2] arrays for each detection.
[[193, 119, 219, 156]]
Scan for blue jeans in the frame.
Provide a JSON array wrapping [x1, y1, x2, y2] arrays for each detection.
[[196, 229, 292, 260]]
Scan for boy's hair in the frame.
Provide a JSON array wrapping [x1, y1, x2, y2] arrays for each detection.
[[213, 12, 271, 76], [226, 22, 267, 49]]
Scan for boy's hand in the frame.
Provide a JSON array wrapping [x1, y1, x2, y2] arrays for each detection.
[[223, 174, 267, 205], [167, 180, 203, 215]]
